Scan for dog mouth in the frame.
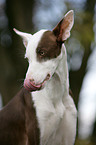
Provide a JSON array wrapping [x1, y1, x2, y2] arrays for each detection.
[[24, 74, 50, 92]]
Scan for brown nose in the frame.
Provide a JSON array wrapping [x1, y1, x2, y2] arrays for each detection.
[[46, 74, 50, 80], [29, 79, 35, 83]]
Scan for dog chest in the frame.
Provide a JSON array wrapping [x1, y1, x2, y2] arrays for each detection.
[[32, 88, 65, 145]]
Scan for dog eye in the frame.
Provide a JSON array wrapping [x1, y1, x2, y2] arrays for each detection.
[[37, 47, 46, 57], [39, 50, 45, 56]]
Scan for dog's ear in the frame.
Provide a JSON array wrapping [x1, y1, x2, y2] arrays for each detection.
[[53, 10, 74, 42], [13, 28, 32, 47]]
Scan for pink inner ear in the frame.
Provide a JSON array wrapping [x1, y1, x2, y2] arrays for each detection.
[[53, 18, 64, 42], [53, 18, 71, 42], [53, 11, 74, 41], [57, 28, 63, 42]]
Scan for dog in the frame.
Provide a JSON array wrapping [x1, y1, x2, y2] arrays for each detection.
[[0, 10, 77, 145]]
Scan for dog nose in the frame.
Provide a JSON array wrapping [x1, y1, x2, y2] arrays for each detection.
[[24, 79, 42, 92], [46, 74, 50, 80], [29, 79, 35, 83]]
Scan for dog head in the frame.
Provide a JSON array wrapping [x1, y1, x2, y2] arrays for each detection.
[[14, 10, 74, 92]]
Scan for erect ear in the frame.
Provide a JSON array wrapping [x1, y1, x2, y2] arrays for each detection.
[[53, 10, 74, 42], [13, 28, 32, 47]]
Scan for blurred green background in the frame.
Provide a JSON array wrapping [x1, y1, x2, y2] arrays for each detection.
[[0, 0, 96, 144]]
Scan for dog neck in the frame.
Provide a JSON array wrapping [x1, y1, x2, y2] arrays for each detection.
[[32, 43, 69, 103], [31, 44, 69, 144], [56, 44, 69, 99]]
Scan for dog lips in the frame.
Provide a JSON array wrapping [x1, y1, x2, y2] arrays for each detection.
[[24, 79, 42, 92]]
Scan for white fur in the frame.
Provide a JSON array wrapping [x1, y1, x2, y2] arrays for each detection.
[[24, 29, 77, 145], [25, 29, 62, 85], [14, 10, 77, 145], [13, 28, 32, 47], [30, 41, 77, 145]]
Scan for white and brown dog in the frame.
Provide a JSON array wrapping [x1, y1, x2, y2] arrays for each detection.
[[0, 10, 77, 145]]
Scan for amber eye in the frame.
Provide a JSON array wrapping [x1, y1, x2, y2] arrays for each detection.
[[39, 50, 45, 56], [37, 47, 46, 57]]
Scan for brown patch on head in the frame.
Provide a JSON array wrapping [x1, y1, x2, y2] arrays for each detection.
[[36, 31, 62, 61]]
